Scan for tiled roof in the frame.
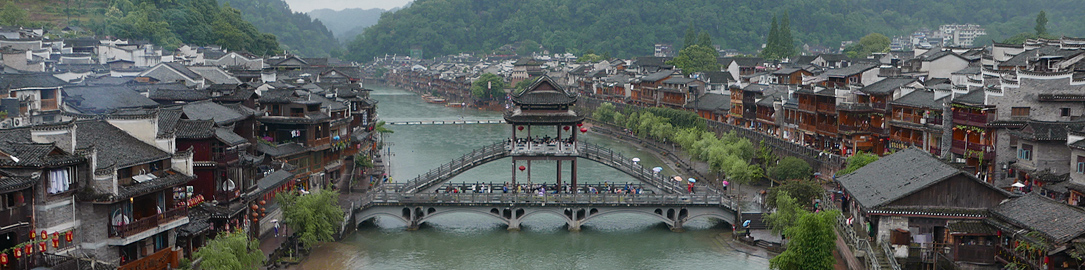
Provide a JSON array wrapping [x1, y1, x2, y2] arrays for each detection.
[[174, 119, 215, 139], [824, 63, 878, 78], [990, 193, 1085, 243], [0, 73, 67, 90], [255, 143, 309, 158], [859, 77, 916, 95], [947, 220, 996, 235], [163, 62, 202, 81], [0, 141, 83, 167], [63, 85, 160, 114], [256, 169, 295, 194], [148, 88, 211, 101], [640, 70, 674, 82], [182, 101, 248, 125], [214, 128, 248, 146], [1012, 120, 1085, 141], [117, 172, 194, 199], [891, 89, 946, 109], [702, 71, 733, 84], [685, 93, 730, 111], [157, 107, 184, 137], [75, 120, 171, 170], [837, 148, 963, 208], [0, 175, 34, 193], [953, 90, 986, 106], [511, 76, 577, 105]]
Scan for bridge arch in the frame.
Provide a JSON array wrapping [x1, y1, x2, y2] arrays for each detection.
[[415, 207, 509, 226], [578, 208, 675, 228], [683, 212, 736, 227], [518, 208, 574, 225], [354, 211, 411, 227]]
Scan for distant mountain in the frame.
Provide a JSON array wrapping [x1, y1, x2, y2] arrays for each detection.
[[345, 0, 1085, 62], [309, 7, 398, 41], [222, 0, 342, 57]]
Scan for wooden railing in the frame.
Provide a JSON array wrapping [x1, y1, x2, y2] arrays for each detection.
[[817, 103, 836, 113], [952, 111, 994, 126], [798, 103, 816, 111], [119, 247, 179, 270], [309, 137, 332, 147], [109, 207, 188, 238]]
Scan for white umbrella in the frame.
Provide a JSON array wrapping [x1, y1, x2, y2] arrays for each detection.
[[688, 178, 697, 183], [673, 176, 683, 182], [1011, 182, 1026, 187], [652, 167, 663, 173], [631, 158, 641, 163]]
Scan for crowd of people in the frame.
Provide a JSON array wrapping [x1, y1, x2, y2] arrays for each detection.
[[508, 136, 577, 148], [439, 182, 649, 195]]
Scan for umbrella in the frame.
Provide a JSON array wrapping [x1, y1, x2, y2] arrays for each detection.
[[742, 220, 751, 228], [722, 180, 729, 186], [688, 178, 697, 183], [652, 167, 663, 173], [673, 176, 683, 182], [631, 158, 641, 163], [1011, 182, 1026, 187]]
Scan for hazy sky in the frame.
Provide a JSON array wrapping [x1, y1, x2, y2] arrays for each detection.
[[284, 0, 410, 13]]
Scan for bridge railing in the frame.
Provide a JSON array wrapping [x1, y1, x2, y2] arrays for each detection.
[[398, 142, 509, 193], [821, 192, 884, 270], [360, 186, 734, 208], [578, 142, 689, 194]]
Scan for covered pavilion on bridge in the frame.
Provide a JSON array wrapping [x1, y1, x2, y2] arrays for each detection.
[[504, 76, 585, 188]]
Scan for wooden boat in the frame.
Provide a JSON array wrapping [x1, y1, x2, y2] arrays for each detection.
[[422, 94, 447, 104], [445, 102, 466, 108]]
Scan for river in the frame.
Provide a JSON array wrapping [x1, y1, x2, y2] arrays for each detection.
[[297, 84, 771, 270]]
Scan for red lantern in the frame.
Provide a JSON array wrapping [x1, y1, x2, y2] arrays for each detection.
[[260, 207, 266, 213], [563, 126, 570, 131], [252, 218, 259, 223], [1, 253, 7, 266], [38, 242, 46, 253], [251, 204, 259, 210], [517, 126, 524, 131], [518, 165, 526, 171], [52, 237, 59, 248], [65, 231, 73, 242], [30, 231, 35, 240], [252, 212, 259, 217], [23, 244, 30, 255], [261, 213, 266, 217], [1044, 256, 1050, 264], [577, 123, 583, 127], [40, 230, 46, 240], [580, 127, 588, 133], [259, 200, 267, 205], [14, 246, 21, 258], [996, 230, 1002, 237]]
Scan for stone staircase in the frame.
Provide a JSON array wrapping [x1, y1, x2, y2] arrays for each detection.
[[872, 243, 893, 270]]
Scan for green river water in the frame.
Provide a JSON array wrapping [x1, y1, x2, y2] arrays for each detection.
[[297, 84, 771, 270]]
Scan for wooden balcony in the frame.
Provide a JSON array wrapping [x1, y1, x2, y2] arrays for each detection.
[[892, 114, 923, 124], [119, 247, 180, 270], [40, 99, 59, 111], [309, 137, 332, 147], [816, 123, 838, 134], [838, 124, 869, 134], [799, 122, 816, 132], [798, 103, 816, 112], [109, 207, 188, 238], [930, 146, 941, 156], [953, 111, 995, 127], [872, 102, 887, 110], [951, 140, 994, 160], [953, 244, 996, 265], [0, 205, 31, 227], [817, 103, 836, 113]]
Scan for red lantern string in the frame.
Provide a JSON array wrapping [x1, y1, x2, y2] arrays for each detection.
[[518, 165, 526, 171]]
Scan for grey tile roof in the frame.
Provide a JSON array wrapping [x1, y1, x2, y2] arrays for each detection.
[[116, 172, 194, 199], [1013, 120, 1085, 141], [640, 70, 674, 82], [182, 101, 248, 125], [189, 66, 241, 84], [702, 71, 733, 84], [951, 66, 982, 75], [0, 175, 34, 193], [0, 73, 66, 90], [891, 90, 946, 109], [214, 128, 248, 146], [511, 76, 577, 105], [75, 120, 171, 170], [255, 142, 309, 158], [686, 93, 730, 111], [163, 62, 202, 81], [174, 119, 215, 139], [0, 141, 84, 167], [661, 77, 696, 84], [859, 77, 917, 95], [953, 90, 986, 106], [837, 148, 963, 208], [148, 88, 211, 101], [990, 193, 1085, 243], [824, 63, 878, 78], [256, 169, 295, 193], [157, 107, 184, 137], [63, 85, 160, 114]]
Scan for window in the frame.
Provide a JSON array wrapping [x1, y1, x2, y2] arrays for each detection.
[[1078, 156, 1085, 174], [1018, 144, 1033, 161], [1063, 108, 1072, 117], [1011, 107, 1030, 118], [48, 168, 72, 194]]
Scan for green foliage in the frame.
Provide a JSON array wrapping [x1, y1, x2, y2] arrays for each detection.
[[94, 0, 282, 53], [667, 44, 720, 75], [354, 154, 374, 169], [373, 120, 393, 134], [844, 33, 890, 58], [683, 22, 696, 49], [277, 189, 344, 248], [193, 230, 265, 270], [779, 11, 796, 58], [471, 73, 508, 99], [766, 180, 823, 210], [1, 2, 29, 26], [517, 39, 542, 56], [1035, 10, 1048, 36], [764, 191, 805, 235], [513, 77, 536, 93], [697, 31, 713, 48], [577, 53, 606, 63], [760, 13, 796, 60], [592, 102, 618, 123], [769, 210, 838, 270], [221, 0, 342, 57], [770, 156, 812, 181], [837, 151, 880, 176]]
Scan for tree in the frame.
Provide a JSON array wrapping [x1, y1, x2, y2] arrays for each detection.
[[769, 210, 838, 270], [697, 31, 713, 48], [764, 191, 805, 235], [766, 180, 823, 209], [1035, 10, 1048, 36], [846, 33, 891, 58], [193, 230, 265, 270], [354, 154, 374, 169], [769, 156, 812, 181], [277, 189, 345, 249], [592, 102, 618, 123], [577, 53, 606, 63], [837, 151, 880, 176], [0, 2, 28, 26], [760, 16, 781, 60], [683, 22, 696, 49], [513, 77, 536, 93], [779, 11, 796, 59], [666, 44, 720, 74], [470, 73, 508, 99]]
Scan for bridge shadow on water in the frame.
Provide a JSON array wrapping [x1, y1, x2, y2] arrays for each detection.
[[355, 212, 734, 234]]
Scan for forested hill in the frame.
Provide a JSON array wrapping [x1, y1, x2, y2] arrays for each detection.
[[345, 0, 1085, 61], [221, 0, 342, 57], [308, 8, 390, 41], [88, 0, 281, 55]]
